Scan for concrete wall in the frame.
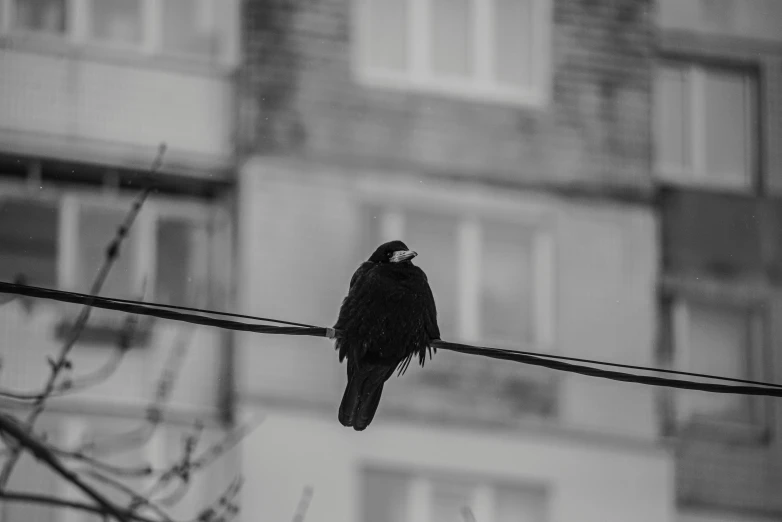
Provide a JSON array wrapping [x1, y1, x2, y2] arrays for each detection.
[[0, 48, 233, 175], [239, 407, 673, 522]]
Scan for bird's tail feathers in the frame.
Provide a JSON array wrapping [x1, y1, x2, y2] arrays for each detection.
[[339, 363, 395, 431]]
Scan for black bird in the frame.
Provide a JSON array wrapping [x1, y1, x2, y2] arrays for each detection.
[[334, 240, 440, 431]]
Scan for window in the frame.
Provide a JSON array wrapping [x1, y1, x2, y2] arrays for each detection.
[[0, 197, 58, 287], [0, 190, 212, 330], [354, 0, 551, 105], [366, 204, 553, 350], [161, 0, 217, 57], [4, 0, 232, 63], [61, 195, 211, 312], [13, 0, 65, 33], [654, 62, 757, 190], [89, 0, 142, 45], [670, 298, 768, 435], [362, 467, 548, 522]]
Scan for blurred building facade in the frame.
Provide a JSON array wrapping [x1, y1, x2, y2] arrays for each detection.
[[235, 0, 669, 521], [0, 0, 780, 521], [0, 0, 240, 520], [655, 0, 782, 520]]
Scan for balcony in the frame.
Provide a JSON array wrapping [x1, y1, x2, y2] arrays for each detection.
[[0, 0, 238, 177], [0, 184, 233, 412]]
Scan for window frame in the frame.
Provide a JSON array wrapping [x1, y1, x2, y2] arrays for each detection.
[[0, 179, 218, 313], [351, 0, 553, 107], [360, 177, 556, 352], [363, 465, 548, 522], [60, 191, 214, 307], [660, 275, 773, 444], [0, 0, 239, 66], [652, 53, 767, 192]]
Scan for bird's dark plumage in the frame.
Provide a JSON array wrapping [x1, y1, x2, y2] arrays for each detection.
[[334, 240, 440, 431]]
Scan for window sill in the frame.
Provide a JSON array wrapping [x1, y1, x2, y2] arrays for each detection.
[[663, 418, 771, 446], [0, 31, 236, 78], [355, 69, 550, 109], [54, 316, 154, 349], [655, 169, 754, 194]]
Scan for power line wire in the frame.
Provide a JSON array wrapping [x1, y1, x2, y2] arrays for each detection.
[[2, 281, 782, 398]]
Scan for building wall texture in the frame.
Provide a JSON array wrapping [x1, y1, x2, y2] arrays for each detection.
[[236, 160, 659, 440], [236, 0, 669, 521], [238, 0, 654, 194]]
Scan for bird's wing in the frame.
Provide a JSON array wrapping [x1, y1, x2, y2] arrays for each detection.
[[335, 261, 373, 330], [420, 270, 441, 341], [334, 261, 382, 362]]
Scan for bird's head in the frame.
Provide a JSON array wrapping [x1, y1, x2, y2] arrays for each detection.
[[368, 240, 418, 265]]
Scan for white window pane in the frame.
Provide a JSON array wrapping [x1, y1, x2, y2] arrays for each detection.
[[364, 0, 409, 72], [90, 0, 141, 45], [0, 198, 58, 287], [480, 221, 534, 346], [655, 65, 690, 172], [431, 479, 474, 522], [494, 0, 533, 88], [495, 484, 547, 522], [77, 206, 137, 324], [156, 218, 202, 307], [14, 0, 65, 33], [405, 210, 459, 340], [363, 469, 409, 522], [703, 69, 753, 186], [678, 302, 755, 425], [161, 0, 218, 57], [430, 0, 472, 77]]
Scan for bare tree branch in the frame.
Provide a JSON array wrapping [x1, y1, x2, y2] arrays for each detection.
[[150, 422, 204, 507], [83, 469, 174, 522], [143, 419, 257, 509], [0, 286, 146, 402], [461, 506, 477, 522], [0, 491, 157, 522], [78, 325, 194, 456], [0, 144, 166, 488], [0, 412, 130, 522], [291, 486, 314, 522], [192, 476, 242, 522], [53, 446, 155, 479]]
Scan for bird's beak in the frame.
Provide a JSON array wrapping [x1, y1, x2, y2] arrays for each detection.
[[390, 250, 417, 263]]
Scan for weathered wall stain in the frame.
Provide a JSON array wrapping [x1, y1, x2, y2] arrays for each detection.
[[240, 0, 654, 192]]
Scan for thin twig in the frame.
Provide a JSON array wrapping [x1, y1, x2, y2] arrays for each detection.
[[0, 290, 144, 402], [52, 446, 155, 478], [150, 421, 204, 507], [0, 413, 130, 522], [83, 469, 174, 522], [191, 476, 242, 522], [291, 486, 314, 522], [0, 144, 166, 489], [79, 325, 194, 456], [189, 420, 259, 471], [145, 419, 257, 508], [0, 491, 157, 522]]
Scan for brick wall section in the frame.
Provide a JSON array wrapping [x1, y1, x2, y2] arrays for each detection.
[[238, 0, 654, 194]]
